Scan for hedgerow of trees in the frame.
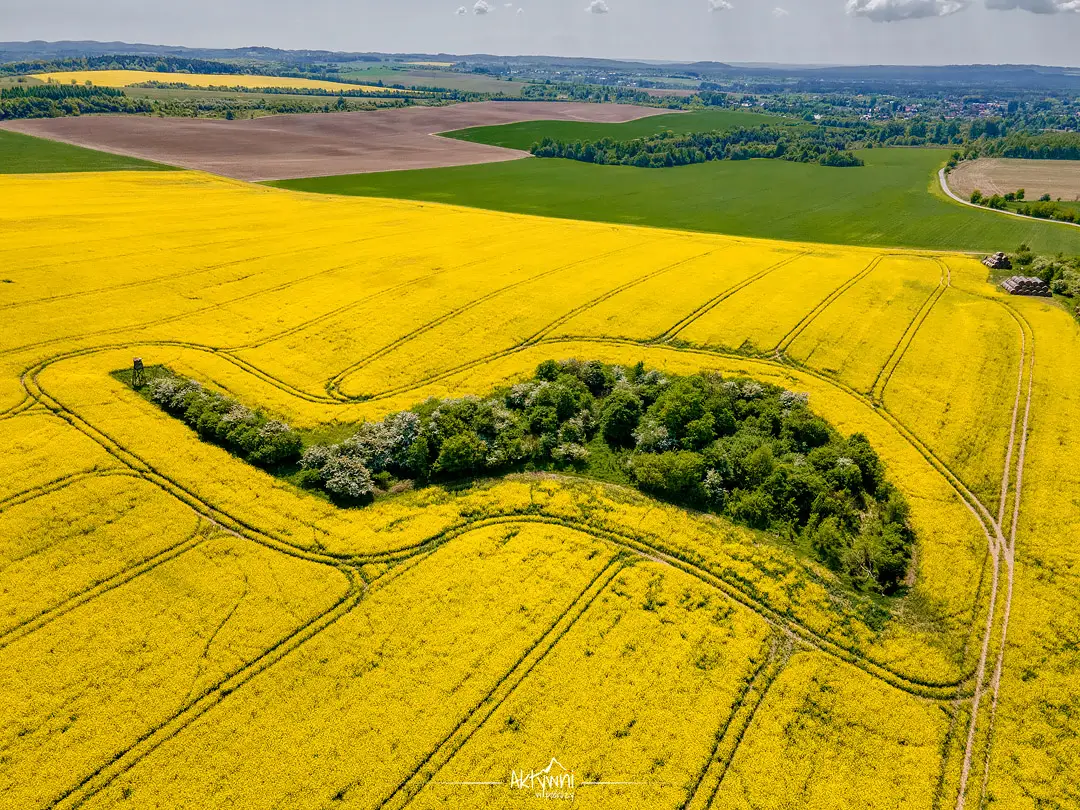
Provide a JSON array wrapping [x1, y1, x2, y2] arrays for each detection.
[[144, 361, 914, 593], [529, 126, 864, 169], [0, 83, 152, 119], [147, 376, 303, 466]]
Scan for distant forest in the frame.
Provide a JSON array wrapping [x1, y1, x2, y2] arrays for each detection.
[[531, 126, 864, 169]]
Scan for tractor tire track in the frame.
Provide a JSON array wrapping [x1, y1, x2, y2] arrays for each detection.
[[323, 242, 649, 395], [337, 248, 726, 401], [679, 634, 787, 810], [368, 558, 626, 810], [699, 637, 794, 810], [773, 254, 884, 355], [0, 525, 208, 652], [871, 258, 951, 403], [657, 251, 809, 342], [46, 567, 367, 810]]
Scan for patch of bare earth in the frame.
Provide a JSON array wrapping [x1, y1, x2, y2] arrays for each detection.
[[948, 158, 1080, 202], [0, 102, 675, 182]]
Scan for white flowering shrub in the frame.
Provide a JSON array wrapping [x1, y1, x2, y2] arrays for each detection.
[[552, 442, 589, 463], [780, 390, 810, 409], [633, 417, 676, 453], [342, 411, 420, 472], [321, 455, 375, 501], [703, 469, 727, 507]]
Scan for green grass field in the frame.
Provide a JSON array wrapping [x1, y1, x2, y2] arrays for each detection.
[[441, 109, 789, 151], [271, 147, 1080, 254], [0, 130, 176, 174]]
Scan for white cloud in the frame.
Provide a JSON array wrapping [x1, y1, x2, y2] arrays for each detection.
[[517, 6, 525, 11], [586, 0, 610, 12], [985, 0, 1079, 11], [455, 5, 467, 13], [473, 0, 492, 13], [845, 0, 971, 20], [709, 0, 734, 9], [771, 6, 789, 16]]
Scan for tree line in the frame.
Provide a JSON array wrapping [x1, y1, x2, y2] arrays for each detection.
[[142, 360, 914, 594], [0, 84, 151, 119], [0, 55, 251, 77], [529, 126, 864, 169]]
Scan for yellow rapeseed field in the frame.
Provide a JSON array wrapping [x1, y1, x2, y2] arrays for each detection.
[[32, 69, 403, 94], [0, 168, 1074, 809]]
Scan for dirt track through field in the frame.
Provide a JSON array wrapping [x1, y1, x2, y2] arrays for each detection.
[[0, 102, 672, 181]]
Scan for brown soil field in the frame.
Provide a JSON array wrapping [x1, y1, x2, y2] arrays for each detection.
[[948, 158, 1080, 202], [0, 102, 672, 182]]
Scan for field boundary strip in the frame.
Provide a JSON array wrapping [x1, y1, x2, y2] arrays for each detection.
[[19, 337, 993, 695], [367, 557, 627, 810]]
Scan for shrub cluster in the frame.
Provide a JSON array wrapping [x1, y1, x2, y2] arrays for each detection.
[[143, 362, 913, 592], [147, 375, 302, 467], [324, 361, 911, 591], [530, 126, 864, 169], [1011, 244, 1080, 296]]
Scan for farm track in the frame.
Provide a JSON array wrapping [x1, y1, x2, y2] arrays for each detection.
[[950, 302, 1033, 810], [967, 303, 1035, 810], [7, 253, 1038, 808], [371, 558, 627, 810]]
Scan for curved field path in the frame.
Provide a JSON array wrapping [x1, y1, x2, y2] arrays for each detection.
[[939, 168, 1080, 231], [0, 102, 673, 182]]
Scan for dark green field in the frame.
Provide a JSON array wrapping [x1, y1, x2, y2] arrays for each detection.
[[0, 130, 175, 173], [441, 109, 789, 151], [270, 147, 1080, 254]]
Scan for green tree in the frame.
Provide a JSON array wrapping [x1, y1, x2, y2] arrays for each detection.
[[600, 387, 642, 446]]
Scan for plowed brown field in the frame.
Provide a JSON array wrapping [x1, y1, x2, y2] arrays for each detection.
[[0, 102, 671, 181]]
